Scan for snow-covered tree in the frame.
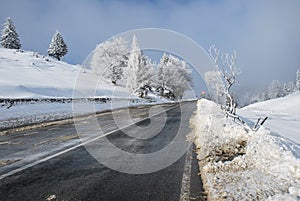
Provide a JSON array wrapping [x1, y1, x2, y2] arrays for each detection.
[[296, 69, 300, 91], [125, 35, 154, 94], [282, 81, 295, 96], [157, 53, 192, 99], [0, 17, 21, 49], [208, 45, 239, 115], [91, 37, 129, 84], [267, 80, 283, 99], [47, 30, 68, 61], [204, 70, 225, 104]]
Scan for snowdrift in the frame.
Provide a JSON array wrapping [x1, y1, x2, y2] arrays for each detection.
[[191, 99, 300, 200]]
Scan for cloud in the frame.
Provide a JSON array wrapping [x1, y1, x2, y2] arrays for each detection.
[[0, 0, 299, 89]]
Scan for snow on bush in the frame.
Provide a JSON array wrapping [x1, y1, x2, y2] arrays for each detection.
[[190, 99, 300, 200]]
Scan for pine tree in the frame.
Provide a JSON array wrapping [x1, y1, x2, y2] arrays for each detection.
[[0, 17, 21, 49], [47, 30, 68, 61], [157, 53, 192, 99], [91, 37, 129, 84], [296, 69, 300, 91], [268, 80, 283, 99], [125, 35, 153, 93], [285, 81, 296, 94]]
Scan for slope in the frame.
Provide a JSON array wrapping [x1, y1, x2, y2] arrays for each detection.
[[0, 48, 130, 99], [239, 91, 300, 144]]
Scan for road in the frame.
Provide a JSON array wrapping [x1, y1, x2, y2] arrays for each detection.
[[0, 101, 205, 201]]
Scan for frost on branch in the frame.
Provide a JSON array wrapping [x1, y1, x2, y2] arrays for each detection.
[[91, 37, 129, 85], [204, 70, 225, 105], [296, 69, 300, 91], [125, 35, 154, 96], [47, 30, 68, 61], [208, 45, 239, 116], [0, 17, 21, 49], [157, 53, 192, 100], [208, 45, 267, 130]]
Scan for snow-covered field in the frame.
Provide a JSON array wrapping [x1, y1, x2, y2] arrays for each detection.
[[191, 97, 300, 200], [0, 48, 167, 130], [0, 48, 131, 99], [239, 92, 300, 144]]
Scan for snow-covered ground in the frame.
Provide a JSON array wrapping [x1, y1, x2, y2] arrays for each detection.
[[239, 92, 300, 144], [191, 97, 300, 200], [0, 48, 131, 99], [0, 48, 169, 130]]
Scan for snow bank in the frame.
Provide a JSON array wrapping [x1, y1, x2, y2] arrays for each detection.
[[191, 99, 300, 200]]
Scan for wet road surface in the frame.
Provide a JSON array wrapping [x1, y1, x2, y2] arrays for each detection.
[[0, 101, 205, 201]]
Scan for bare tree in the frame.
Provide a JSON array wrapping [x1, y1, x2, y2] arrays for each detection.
[[208, 45, 267, 130], [208, 45, 239, 116]]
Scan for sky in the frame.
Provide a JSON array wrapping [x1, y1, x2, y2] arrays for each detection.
[[0, 0, 300, 90]]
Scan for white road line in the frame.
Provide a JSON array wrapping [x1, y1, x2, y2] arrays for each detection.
[[0, 104, 180, 180], [179, 146, 193, 201]]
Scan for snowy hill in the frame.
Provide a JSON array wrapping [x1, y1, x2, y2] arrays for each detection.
[[239, 91, 300, 144], [0, 48, 130, 99], [0, 48, 156, 130]]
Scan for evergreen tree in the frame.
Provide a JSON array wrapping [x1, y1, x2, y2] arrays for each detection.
[[0, 17, 21, 49], [296, 69, 300, 91], [47, 30, 68, 61], [268, 80, 283, 99], [125, 35, 153, 93], [91, 37, 129, 84], [285, 81, 296, 94], [157, 53, 192, 99]]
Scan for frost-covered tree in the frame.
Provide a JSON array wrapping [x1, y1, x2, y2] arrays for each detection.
[[204, 70, 225, 104], [47, 30, 68, 61], [296, 69, 300, 91], [282, 81, 295, 96], [267, 80, 283, 99], [209, 45, 239, 115], [157, 53, 192, 99], [125, 35, 154, 94], [91, 37, 129, 84], [1, 17, 21, 49]]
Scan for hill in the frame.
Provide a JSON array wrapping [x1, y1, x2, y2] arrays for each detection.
[[239, 91, 300, 144], [0, 48, 130, 99], [0, 48, 159, 130]]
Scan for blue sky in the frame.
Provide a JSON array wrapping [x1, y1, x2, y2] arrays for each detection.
[[0, 0, 300, 89]]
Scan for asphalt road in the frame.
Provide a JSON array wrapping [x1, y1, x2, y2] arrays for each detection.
[[0, 101, 205, 201]]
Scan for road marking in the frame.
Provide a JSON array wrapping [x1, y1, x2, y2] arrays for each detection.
[[179, 146, 193, 201], [0, 103, 181, 180]]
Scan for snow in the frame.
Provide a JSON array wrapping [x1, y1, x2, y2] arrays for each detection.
[[0, 48, 130, 99], [0, 48, 168, 130], [239, 92, 300, 144], [191, 98, 300, 200]]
